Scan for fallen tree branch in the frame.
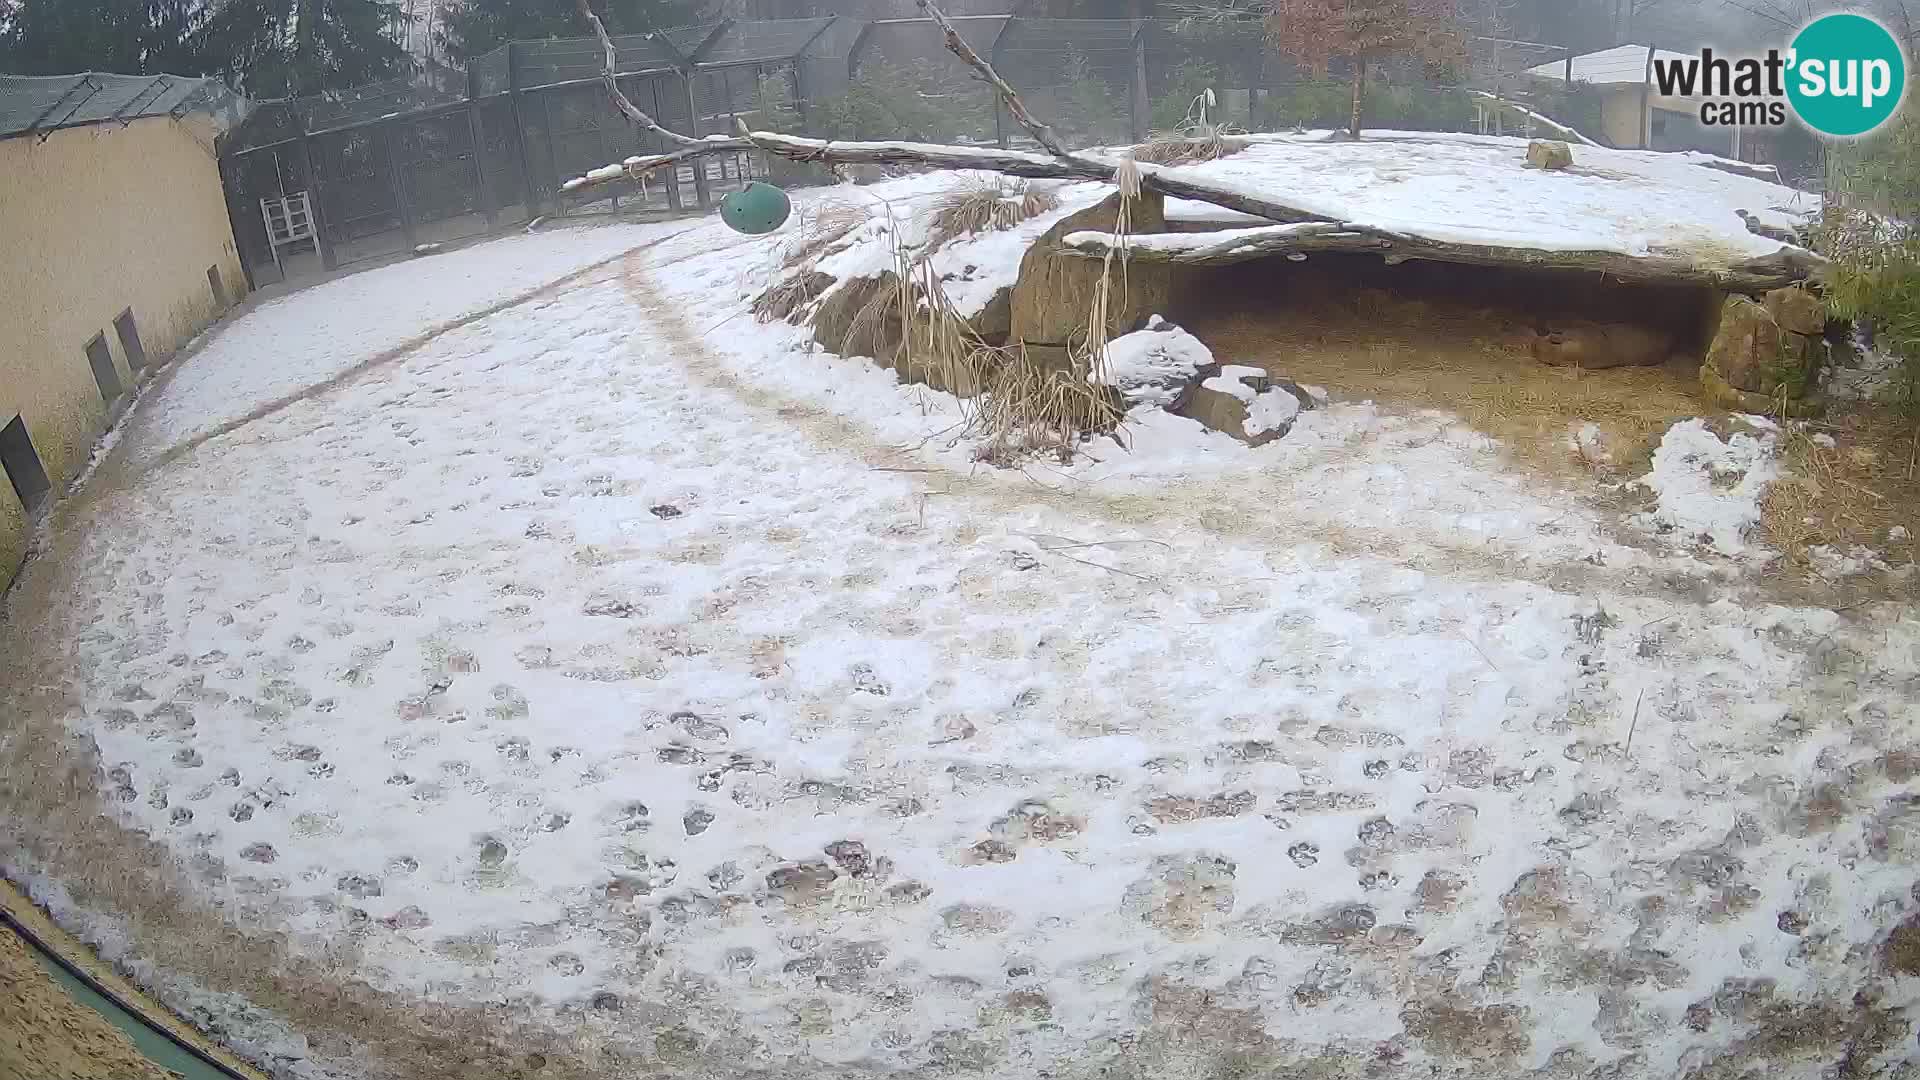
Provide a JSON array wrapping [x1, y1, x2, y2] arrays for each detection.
[[1465, 91, 1600, 147], [573, 0, 702, 147], [1062, 221, 1387, 263], [563, 135, 1086, 193], [914, 0, 1072, 160]]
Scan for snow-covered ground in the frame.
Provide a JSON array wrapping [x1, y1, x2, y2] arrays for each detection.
[[6, 179, 1920, 1080], [120, 218, 699, 465]]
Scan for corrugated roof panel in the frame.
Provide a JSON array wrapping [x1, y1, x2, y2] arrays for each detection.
[[0, 72, 232, 139]]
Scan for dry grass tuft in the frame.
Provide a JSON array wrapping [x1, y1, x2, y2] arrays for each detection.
[[823, 203, 1129, 463], [924, 179, 1061, 249], [972, 346, 1125, 464], [776, 197, 870, 271], [1132, 124, 1250, 166], [1760, 407, 1920, 585], [750, 270, 833, 323]]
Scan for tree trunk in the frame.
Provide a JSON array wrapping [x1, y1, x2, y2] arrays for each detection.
[[1057, 221, 1820, 291], [1348, 56, 1367, 139]]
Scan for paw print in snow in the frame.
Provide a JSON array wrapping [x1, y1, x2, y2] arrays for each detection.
[[849, 663, 889, 696], [1287, 841, 1319, 868]]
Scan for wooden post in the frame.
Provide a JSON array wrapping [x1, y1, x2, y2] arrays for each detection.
[[292, 112, 336, 271], [684, 70, 711, 208], [507, 42, 542, 216], [541, 89, 567, 217], [465, 69, 497, 227], [654, 79, 683, 210], [1130, 23, 1149, 143], [1641, 44, 1655, 148], [384, 120, 418, 250]]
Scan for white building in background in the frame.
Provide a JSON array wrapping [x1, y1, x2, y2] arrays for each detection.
[[1522, 42, 1789, 165]]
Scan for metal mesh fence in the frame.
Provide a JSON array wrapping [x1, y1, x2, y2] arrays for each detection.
[[218, 14, 1607, 282]]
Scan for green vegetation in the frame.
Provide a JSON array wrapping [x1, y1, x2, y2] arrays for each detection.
[[1059, 47, 1128, 146], [1259, 77, 1472, 133], [1823, 110, 1920, 413], [809, 61, 995, 145], [748, 72, 802, 133]]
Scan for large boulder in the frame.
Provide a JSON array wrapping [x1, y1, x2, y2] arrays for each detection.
[[1010, 191, 1171, 352], [1173, 364, 1317, 446], [1525, 140, 1573, 170], [1763, 285, 1825, 336], [1702, 294, 1783, 394]]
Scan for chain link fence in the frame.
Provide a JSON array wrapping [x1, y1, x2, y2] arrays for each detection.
[[219, 14, 1598, 284]]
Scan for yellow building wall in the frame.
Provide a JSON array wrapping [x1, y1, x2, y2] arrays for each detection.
[[0, 113, 244, 586], [1599, 88, 1647, 147]]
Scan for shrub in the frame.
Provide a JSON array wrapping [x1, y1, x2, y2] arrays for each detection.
[[1823, 110, 1920, 414], [810, 60, 994, 144]]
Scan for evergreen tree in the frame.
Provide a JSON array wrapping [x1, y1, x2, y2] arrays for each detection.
[[196, 0, 412, 96], [435, 0, 693, 66], [0, 0, 207, 75]]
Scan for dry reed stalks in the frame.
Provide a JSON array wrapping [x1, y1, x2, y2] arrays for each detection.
[[924, 178, 1061, 248], [776, 197, 870, 270], [1132, 124, 1251, 166]]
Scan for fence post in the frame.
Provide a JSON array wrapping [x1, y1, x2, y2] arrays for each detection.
[[465, 68, 497, 227], [293, 110, 337, 271], [684, 70, 711, 209], [1130, 22, 1149, 143], [540, 89, 567, 217], [507, 41, 542, 216], [653, 79, 683, 211], [383, 119, 419, 249]]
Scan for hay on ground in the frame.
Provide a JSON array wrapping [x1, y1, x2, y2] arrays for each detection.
[[1131, 124, 1250, 166]]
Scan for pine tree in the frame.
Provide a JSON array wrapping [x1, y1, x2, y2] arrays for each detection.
[[1266, 0, 1463, 138], [434, 0, 693, 66], [196, 0, 412, 96], [0, 0, 207, 76]]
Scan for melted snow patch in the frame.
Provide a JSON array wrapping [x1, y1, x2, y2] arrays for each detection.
[[1638, 418, 1778, 556]]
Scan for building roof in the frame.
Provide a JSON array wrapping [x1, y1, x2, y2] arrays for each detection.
[[1526, 44, 1695, 87], [0, 72, 246, 141]]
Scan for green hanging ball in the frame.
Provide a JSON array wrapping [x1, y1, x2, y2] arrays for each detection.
[[719, 182, 792, 235]]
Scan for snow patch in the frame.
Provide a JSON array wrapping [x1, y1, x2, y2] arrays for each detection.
[[1638, 418, 1778, 555]]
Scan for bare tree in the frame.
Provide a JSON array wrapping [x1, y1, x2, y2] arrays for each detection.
[[1267, 0, 1468, 137]]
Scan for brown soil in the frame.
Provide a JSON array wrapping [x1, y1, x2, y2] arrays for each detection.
[[0, 922, 175, 1080], [0, 880, 268, 1080], [1762, 409, 1920, 593]]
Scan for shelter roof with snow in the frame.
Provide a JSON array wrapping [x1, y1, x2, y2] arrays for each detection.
[[1525, 44, 1695, 86], [1068, 131, 1816, 289]]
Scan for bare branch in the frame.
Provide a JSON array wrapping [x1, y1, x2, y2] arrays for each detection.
[[574, 0, 702, 147], [914, 0, 1072, 160]]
